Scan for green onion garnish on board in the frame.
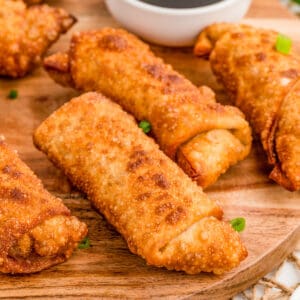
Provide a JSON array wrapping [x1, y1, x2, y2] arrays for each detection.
[[78, 236, 91, 249], [230, 217, 246, 232], [7, 89, 18, 100]]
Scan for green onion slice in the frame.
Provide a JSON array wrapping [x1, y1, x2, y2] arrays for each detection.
[[138, 120, 151, 134], [7, 89, 18, 100], [230, 217, 246, 232], [275, 33, 292, 55], [78, 236, 91, 249]]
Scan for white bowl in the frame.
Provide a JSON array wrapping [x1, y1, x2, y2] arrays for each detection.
[[105, 0, 252, 47]]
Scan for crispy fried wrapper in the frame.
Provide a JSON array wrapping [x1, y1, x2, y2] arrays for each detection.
[[194, 23, 300, 191], [24, 0, 43, 4], [43, 28, 252, 189], [0, 0, 76, 78], [0, 138, 87, 274], [33, 92, 247, 275]]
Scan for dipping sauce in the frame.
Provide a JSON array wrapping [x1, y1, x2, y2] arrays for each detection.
[[138, 0, 224, 9]]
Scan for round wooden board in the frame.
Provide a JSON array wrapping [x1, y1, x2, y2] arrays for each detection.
[[0, 1, 299, 299]]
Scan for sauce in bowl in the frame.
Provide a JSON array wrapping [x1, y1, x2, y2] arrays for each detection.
[[138, 0, 224, 9]]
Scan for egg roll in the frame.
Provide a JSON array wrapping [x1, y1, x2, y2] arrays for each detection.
[[0, 0, 76, 78], [33, 92, 247, 274], [0, 138, 87, 274], [194, 23, 300, 191], [43, 28, 252, 188], [24, 0, 43, 4]]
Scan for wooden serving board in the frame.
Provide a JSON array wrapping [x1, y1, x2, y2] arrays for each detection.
[[0, 1, 299, 299]]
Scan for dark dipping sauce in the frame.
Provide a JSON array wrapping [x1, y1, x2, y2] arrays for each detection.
[[138, 0, 224, 9]]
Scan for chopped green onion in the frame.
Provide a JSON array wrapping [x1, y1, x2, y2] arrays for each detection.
[[230, 217, 246, 232], [7, 89, 18, 100], [275, 34, 292, 55], [292, 0, 300, 4], [138, 120, 151, 134], [78, 236, 90, 249]]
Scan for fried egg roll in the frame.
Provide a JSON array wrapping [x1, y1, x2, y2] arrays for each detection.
[[194, 23, 300, 191], [0, 138, 87, 274], [0, 0, 76, 78], [43, 28, 252, 188], [33, 92, 247, 274], [24, 0, 43, 4]]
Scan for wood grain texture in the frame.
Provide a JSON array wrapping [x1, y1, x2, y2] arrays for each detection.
[[247, 0, 296, 18], [0, 0, 299, 299]]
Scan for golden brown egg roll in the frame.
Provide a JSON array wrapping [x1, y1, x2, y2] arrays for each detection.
[[0, 137, 87, 274], [43, 28, 252, 189], [0, 0, 76, 78], [33, 92, 247, 275], [24, 0, 43, 4], [194, 23, 300, 191]]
